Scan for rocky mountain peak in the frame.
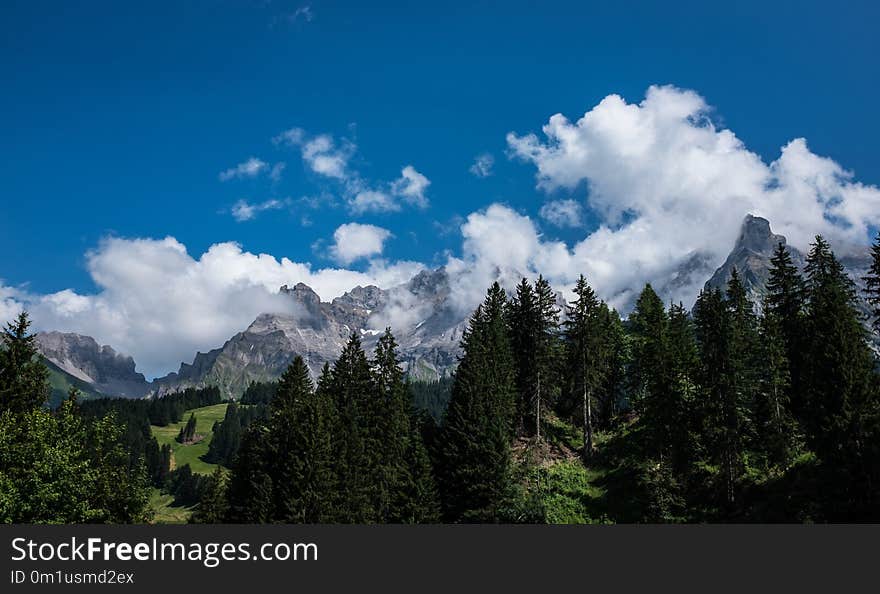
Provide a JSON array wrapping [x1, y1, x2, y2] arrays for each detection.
[[35, 331, 150, 398], [737, 214, 786, 255], [332, 285, 385, 311], [704, 213, 807, 307], [407, 267, 450, 298]]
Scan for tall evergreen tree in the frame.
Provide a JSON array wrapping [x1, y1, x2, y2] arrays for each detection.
[[508, 276, 560, 438], [801, 236, 874, 462], [754, 305, 799, 470], [0, 311, 49, 414], [190, 466, 229, 524], [629, 284, 672, 459], [329, 333, 381, 522], [272, 356, 337, 523], [436, 283, 517, 522], [765, 242, 806, 414], [864, 231, 880, 335], [562, 275, 603, 460], [665, 301, 700, 476]]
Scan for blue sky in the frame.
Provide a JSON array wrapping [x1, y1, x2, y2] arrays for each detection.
[[2, 0, 879, 375]]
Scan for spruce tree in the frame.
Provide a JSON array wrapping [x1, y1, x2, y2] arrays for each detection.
[[329, 333, 381, 522], [665, 301, 699, 476], [629, 284, 671, 459], [801, 236, 874, 462], [271, 356, 337, 523], [372, 329, 410, 521], [509, 278, 539, 433], [754, 305, 799, 470], [0, 311, 49, 414], [225, 422, 275, 523], [533, 276, 561, 440], [436, 283, 517, 522], [864, 231, 880, 335], [765, 242, 806, 414], [562, 275, 603, 460], [191, 466, 229, 524], [720, 269, 759, 506], [508, 277, 560, 439]]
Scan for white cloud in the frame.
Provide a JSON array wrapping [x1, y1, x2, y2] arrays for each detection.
[[469, 153, 494, 177], [11, 84, 880, 379], [275, 128, 353, 180], [539, 199, 583, 228], [391, 165, 430, 208], [269, 162, 286, 182], [219, 157, 268, 181], [274, 127, 430, 214], [330, 223, 393, 265], [231, 198, 286, 222], [0, 284, 24, 323], [506, 84, 880, 307], [350, 190, 399, 214], [3, 237, 422, 378]]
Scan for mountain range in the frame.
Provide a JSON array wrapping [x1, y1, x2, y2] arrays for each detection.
[[35, 214, 875, 401]]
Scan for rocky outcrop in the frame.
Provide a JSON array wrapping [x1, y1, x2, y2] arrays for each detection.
[[35, 331, 150, 398], [150, 269, 465, 398]]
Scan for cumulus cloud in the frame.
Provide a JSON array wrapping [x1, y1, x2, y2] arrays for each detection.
[[11, 85, 880, 379], [539, 199, 584, 228], [330, 223, 393, 265], [390, 165, 430, 208], [0, 284, 24, 322], [506, 84, 880, 307], [219, 157, 268, 181], [3, 237, 422, 378], [469, 153, 494, 177], [231, 198, 287, 222]]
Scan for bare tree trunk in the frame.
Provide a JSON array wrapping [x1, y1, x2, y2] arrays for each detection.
[[583, 382, 593, 461], [536, 374, 541, 441]]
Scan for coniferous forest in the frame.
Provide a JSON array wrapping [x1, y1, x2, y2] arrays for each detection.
[[2, 235, 880, 523]]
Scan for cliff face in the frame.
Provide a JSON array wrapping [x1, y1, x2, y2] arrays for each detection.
[[35, 331, 150, 398]]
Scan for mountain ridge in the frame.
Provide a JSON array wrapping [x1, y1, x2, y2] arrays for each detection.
[[33, 214, 876, 400]]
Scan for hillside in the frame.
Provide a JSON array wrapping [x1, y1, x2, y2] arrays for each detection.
[[44, 357, 105, 406], [150, 402, 229, 475]]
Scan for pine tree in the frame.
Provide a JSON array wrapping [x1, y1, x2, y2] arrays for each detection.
[[754, 306, 799, 470], [533, 276, 561, 440], [765, 242, 806, 414], [372, 329, 410, 521], [270, 356, 337, 523], [225, 422, 274, 523], [190, 466, 228, 524], [665, 301, 699, 476], [508, 277, 560, 439], [629, 284, 672, 459], [562, 275, 603, 460], [509, 278, 539, 433], [397, 413, 441, 523], [436, 283, 517, 522], [176, 413, 197, 443], [0, 311, 49, 414], [329, 333, 381, 522], [864, 231, 880, 335], [801, 236, 874, 462], [720, 268, 759, 506]]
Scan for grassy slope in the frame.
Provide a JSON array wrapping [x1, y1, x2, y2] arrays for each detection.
[[148, 488, 195, 524], [151, 402, 228, 475], [44, 358, 105, 407], [518, 414, 614, 524]]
